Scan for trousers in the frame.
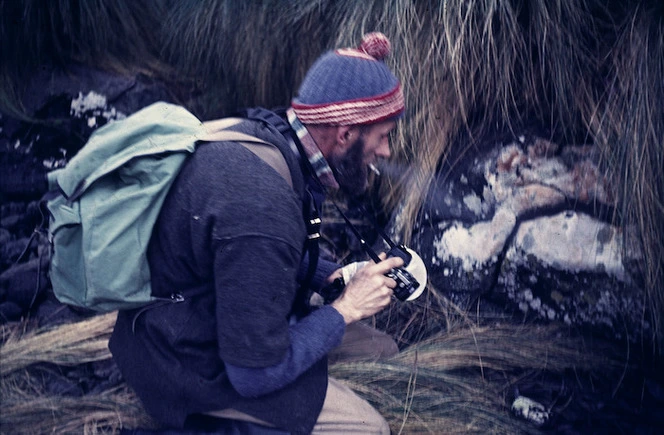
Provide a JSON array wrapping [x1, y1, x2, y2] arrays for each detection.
[[206, 321, 398, 433]]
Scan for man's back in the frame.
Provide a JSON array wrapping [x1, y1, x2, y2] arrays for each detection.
[[109, 118, 330, 433]]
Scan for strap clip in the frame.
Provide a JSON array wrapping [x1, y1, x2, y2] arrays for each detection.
[[307, 217, 321, 239]]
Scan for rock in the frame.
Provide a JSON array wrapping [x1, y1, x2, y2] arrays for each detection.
[[511, 394, 550, 426], [34, 293, 95, 328], [0, 153, 48, 197], [0, 228, 11, 245], [22, 63, 175, 120], [496, 211, 646, 341], [0, 301, 23, 322], [403, 136, 646, 342], [0, 254, 51, 310], [1, 236, 35, 268]]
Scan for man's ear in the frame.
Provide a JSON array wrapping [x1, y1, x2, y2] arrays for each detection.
[[335, 125, 361, 150]]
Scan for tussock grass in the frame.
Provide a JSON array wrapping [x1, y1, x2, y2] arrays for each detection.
[[1, 384, 157, 435], [0, 301, 625, 434], [160, 0, 336, 118], [0, 313, 158, 433], [0, 312, 116, 376], [586, 2, 664, 351], [0, 0, 171, 119]]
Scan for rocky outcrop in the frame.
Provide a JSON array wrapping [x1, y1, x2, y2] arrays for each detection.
[[405, 136, 647, 342]]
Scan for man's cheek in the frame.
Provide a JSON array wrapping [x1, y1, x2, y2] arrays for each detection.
[[363, 147, 375, 163]]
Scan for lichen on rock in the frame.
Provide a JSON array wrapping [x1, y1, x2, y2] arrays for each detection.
[[403, 136, 646, 342]]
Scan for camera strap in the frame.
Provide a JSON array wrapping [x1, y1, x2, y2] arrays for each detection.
[[330, 200, 387, 263], [243, 107, 412, 294]]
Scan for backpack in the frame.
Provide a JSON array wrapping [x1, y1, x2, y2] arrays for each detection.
[[46, 102, 293, 312]]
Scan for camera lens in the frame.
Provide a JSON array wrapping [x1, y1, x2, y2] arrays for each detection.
[[388, 268, 419, 301]]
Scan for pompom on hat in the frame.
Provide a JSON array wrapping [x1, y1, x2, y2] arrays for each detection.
[[292, 32, 405, 126]]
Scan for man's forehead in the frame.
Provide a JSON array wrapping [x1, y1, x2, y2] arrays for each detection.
[[369, 120, 397, 133]]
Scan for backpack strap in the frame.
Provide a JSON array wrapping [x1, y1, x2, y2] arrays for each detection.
[[200, 118, 293, 188], [207, 110, 324, 315], [240, 108, 324, 314]]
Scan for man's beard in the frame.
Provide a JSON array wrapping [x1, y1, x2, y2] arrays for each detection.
[[328, 136, 368, 196]]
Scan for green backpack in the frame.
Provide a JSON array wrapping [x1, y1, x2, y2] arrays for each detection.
[[47, 102, 292, 312]]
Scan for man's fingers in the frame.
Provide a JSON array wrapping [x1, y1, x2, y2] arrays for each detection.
[[370, 255, 404, 274], [384, 274, 398, 289]]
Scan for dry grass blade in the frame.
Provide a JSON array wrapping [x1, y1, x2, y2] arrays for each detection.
[[331, 318, 623, 434], [1, 385, 156, 435], [0, 312, 116, 376], [587, 2, 664, 351]]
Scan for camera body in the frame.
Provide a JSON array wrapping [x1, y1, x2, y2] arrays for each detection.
[[385, 245, 420, 301]]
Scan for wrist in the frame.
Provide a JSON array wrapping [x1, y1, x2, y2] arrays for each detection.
[[330, 298, 359, 325]]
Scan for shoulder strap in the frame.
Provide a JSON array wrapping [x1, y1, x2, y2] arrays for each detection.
[[241, 108, 323, 312], [200, 118, 293, 188]]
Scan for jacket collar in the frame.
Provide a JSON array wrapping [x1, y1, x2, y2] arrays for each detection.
[[286, 108, 339, 190]]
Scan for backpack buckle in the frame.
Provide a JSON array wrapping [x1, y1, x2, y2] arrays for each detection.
[[170, 293, 185, 303], [307, 217, 321, 240]]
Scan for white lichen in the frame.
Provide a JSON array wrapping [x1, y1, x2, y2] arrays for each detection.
[[511, 395, 549, 426], [71, 91, 107, 116], [433, 208, 516, 271], [462, 193, 483, 216], [514, 212, 630, 281]]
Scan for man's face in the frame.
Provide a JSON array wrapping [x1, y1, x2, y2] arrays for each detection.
[[329, 120, 396, 195]]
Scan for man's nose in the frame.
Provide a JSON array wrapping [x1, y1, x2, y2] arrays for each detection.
[[376, 140, 391, 158]]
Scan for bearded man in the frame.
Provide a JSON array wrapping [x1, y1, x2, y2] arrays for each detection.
[[111, 32, 405, 435]]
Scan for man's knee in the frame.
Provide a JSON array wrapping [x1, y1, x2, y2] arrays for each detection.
[[314, 378, 391, 434], [372, 409, 391, 435], [355, 399, 390, 434], [329, 322, 399, 364]]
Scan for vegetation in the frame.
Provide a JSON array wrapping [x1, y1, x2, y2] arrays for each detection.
[[4, 0, 660, 349], [1, 302, 626, 433], [1, 0, 663, 432]]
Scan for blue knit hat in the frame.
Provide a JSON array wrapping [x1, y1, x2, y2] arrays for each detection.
[[292, 32, 405, 125]]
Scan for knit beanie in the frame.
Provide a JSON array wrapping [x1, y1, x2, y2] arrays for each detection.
[[292, 32, 405, 126]]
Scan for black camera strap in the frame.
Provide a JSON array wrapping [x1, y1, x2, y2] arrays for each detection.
[[288, 141, 398, 265], [330, 199, 385, 263]]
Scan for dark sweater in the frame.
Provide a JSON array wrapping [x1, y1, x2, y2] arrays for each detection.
[[109, 117, 344, 434]]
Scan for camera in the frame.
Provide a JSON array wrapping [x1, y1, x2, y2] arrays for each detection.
[[385, 245, 420, 301], [318, 244, 426, 304]]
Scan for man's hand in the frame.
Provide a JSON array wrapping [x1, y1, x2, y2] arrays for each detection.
[[330, 254, 404, 324]]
